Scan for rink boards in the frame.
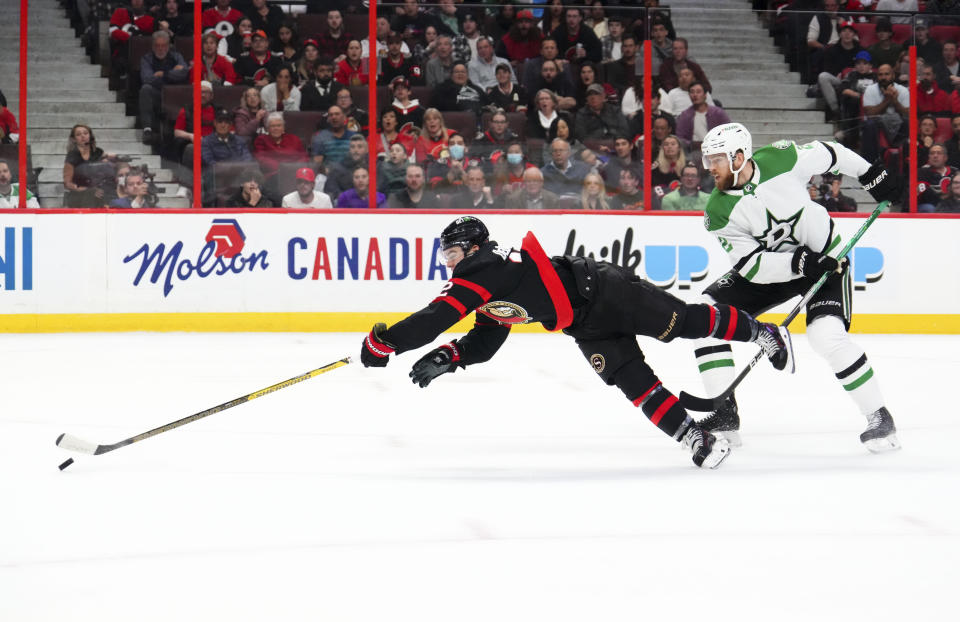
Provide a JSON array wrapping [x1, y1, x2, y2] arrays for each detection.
[[0, 210, 956, 333]]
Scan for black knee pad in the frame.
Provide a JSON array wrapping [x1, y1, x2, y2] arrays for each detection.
[[576, 336, 644, 386]]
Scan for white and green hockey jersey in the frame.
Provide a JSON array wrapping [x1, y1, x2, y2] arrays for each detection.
[[0, 183, 39, 209], [703, 140, 870, 284]]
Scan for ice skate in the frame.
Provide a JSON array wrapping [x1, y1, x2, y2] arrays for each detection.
[[754, 322, 794, 373], [697, 395, 741, 448], [860, 407, 901, 453], [680, 424, 731, 469]]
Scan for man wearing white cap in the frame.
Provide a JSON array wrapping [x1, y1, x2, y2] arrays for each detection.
[[281, 167, 333, 208]]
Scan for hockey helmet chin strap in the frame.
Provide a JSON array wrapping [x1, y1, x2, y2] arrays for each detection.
[[730, 149, 748, 188]]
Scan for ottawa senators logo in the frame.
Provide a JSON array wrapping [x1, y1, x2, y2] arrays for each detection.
[[590, 354, 605, 373], [478, 301, 531, 324]]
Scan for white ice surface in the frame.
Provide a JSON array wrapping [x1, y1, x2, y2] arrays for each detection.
[[1, 331, 957, 621]]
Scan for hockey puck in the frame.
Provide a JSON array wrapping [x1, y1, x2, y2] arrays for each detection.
[[58, 458, 74, 471]]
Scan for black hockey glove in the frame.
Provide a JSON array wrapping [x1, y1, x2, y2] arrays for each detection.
[[409, 341, 461, 388], [858, 162, 900, 203], [791, 245, 848, 279], [360, 322, 395, 368]]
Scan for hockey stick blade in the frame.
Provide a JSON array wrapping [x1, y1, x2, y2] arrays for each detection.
[[679, 201, 888, 412], [55, 356, 352, 458]]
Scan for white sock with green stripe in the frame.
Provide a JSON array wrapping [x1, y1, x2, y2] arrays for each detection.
[[693, 340, 736, 396], [807, 316, 885, 415]]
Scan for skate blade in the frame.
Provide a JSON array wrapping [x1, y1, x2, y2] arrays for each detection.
[[863, 434, 902, 453], [702, 438, 732, 469], [715, 430, 742, 448], [779, 326, 796, 374]]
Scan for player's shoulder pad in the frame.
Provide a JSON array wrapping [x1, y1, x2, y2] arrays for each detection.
[[753, 140, 799, 184], [704, 189, 742, 232]]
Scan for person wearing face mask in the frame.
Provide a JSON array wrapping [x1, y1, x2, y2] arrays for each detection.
[[492, 141, 535, 195], [426, 133, 480, 194]]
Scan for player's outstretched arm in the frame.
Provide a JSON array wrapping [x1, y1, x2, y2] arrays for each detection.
[[360, 322, 396, 368]]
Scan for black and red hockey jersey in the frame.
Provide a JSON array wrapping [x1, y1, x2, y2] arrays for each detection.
[[109, 7, 155, 43]]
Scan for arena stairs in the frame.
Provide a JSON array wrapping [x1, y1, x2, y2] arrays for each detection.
[[668, 0, 876, 210], [0, 0, 188, 208]]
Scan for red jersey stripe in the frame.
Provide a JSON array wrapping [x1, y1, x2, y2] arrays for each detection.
[[451, 278, 493, 302], [433, 296, 467, 317], [520, 231, 573, 331]]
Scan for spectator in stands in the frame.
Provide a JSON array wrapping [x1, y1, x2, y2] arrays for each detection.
[[174, 80, 216, 158], [473, 110, 520, 161], [199, 32, 239, 86], [580, 171, 609, 210], [452, 165, 495, 209], [576, 84, 629, 141], [202, 0, 243, 34], [469, 38, 515, 91], [919, 61, 954, 116], [815, 172, 858, 212], [587, 1, 609, 39], [861, 63, 909, 163], [432, 0, 463, 39], [918, 114, 939, 165], [867, 18, 903, 71], [875, 0, 918, 24], [340, 134, 371, 174], [662, 67, 716, 116], [805, 0, 844, 79], [675, 82, 731, 144], [377, 143, 410, 195], [234, 87, 267, 142], [393, 0, 434, 50], [934, 41, 960, 93], [336, 87, 369, 134], [542, 0, 565, 36], [604, 34, 640, 98], [138, 30, 189, 144], [110, 0, 155, 80], [281, 167, 333, 208], [543, 113, 585, 163], [219, 16, 252, 62], [317, 9, 354, 63], [334, 40, 368, 86], [542, 138, 591, 197], [648, 18, 672, 75], [0, 159, 39, 208], [552, 7, 602, 64], [502, 167, 559, 209], [301, 57, 342, 112], [601, 15, 625, 62], [426, 35, 457, 87], [387, 77, 426, 130], [388, 163, 440, 208], [526, 89, 560, 140], [659, 38, 712, 94], [108, 169, 152, 208], [295, 39, 321, 85], [486, 63, 529, 113], [651, 134, 686, 190], [426, 133, 476, 194], [434, 63, 487, 121], [611, 168, 644, 210], [492, 141, 536, 195], [229, 168, 273, 207], [936, 171, 960, 213], [835, 51, 877, 146], [0, 90, 18, 144], [602, 136, 643, 191], [414, 108, 456, 162], [261, 66, 301, 112], [648, 115, 674, 159], [945, 114, 960, 166], [248, 0, 285, 40], [253, 112, 308, 199], [235, 30, 283, 87], [363, 16, 410, 60], [414, 26, 440, 67], [496, 10, 543, 73], [520, 37, 569, 96], [918, 144, 954, 212], [457, 12, 485, 63], [529, 59, 578, 112], [816, 21, 863, 117], [660, 163, 709, 211], [914, 18, 942, 67], [380, 32, 425, 86], [322, 134, 369, 200], [311, 105, 356, 167], [573, 62, 610, 109], [157, 0, 192, 40], [202, 107, 252, 166], [337, 167, 386, 208], [273, 23, 301, 65], [63, 124, 113, 208]]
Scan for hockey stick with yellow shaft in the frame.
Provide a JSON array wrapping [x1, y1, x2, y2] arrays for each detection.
[[678, 201, 887, 412], [55, 356, 352, 469]]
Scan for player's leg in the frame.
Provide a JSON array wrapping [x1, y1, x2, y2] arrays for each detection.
[[573, 336, 730, 468], [805, 271, 900, 453]]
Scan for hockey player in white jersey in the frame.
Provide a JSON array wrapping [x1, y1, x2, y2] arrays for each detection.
[[692, 122, 901, 453]]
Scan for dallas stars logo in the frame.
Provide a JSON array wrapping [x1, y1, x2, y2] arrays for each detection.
[[755, 209, 802, 251], [743, 182, 757, 195]]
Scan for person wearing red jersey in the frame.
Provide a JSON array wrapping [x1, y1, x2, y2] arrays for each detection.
[[202, 0, 244, 35], [110, 0, 156, 78]]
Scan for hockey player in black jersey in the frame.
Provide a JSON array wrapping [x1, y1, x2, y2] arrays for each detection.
[[360, 216, 795, 469]]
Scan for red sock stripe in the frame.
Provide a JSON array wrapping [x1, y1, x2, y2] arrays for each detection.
[[649, 394, 678, 426], [723, 306, 738, 341], [708, 305, 716, 336], [433, 295, 467, 317], [451, 278, 492, 302], [631, 381, 662, 407]]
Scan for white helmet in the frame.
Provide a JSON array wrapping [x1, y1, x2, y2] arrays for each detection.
[[701, 123, 752, 187]]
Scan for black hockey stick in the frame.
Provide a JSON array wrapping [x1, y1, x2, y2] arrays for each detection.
[[56, 356, 352, 460], [678, 201, 887, 412]]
